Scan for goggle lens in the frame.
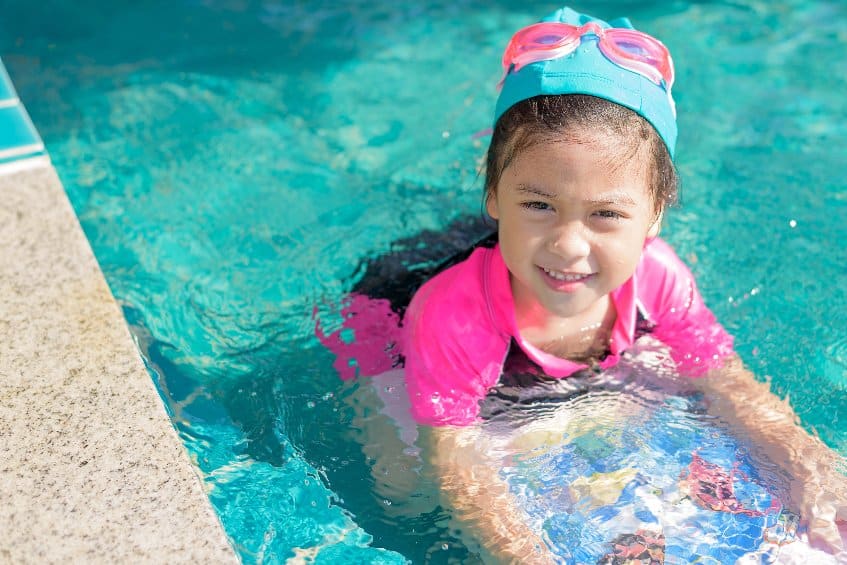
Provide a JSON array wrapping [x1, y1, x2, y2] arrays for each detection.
[[501, 22, 674, 91]]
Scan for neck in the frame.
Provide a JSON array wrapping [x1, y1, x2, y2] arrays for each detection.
[[515, 295, 615, 361]]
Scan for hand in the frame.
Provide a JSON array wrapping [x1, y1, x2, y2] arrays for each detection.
[[426, 426, 560, 564], [800, 489, 847, 556], [790, 445, 847, 557]]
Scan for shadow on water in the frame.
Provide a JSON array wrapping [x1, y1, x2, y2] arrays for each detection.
[[351, 214, 494, 316], [224, 215, 496, 563], [120, 210, 497, 561]]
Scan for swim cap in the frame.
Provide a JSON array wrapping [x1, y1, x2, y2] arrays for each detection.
[[494, 6, 678, 157]]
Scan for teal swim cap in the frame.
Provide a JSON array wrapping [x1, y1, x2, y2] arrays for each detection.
[[494, 7, 678, 157]]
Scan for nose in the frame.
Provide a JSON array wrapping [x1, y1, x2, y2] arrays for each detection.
[[547, 221, 591, 260]]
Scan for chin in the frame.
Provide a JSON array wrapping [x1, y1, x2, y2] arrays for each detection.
[[536, 296, 586, 318]]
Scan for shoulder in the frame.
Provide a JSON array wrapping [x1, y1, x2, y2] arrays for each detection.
[[635, 238, 735, 373], [406, 245, 494, 331], [403, 246, 509, 425], [635, 237, 697, 316], [638, 237, 695, 281]]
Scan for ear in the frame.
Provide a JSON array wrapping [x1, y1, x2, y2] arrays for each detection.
[[647, 209, 663, 238], [485, 190, 500, 220]]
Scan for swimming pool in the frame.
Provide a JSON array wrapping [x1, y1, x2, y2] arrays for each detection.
[[3, 0, 845, 561]]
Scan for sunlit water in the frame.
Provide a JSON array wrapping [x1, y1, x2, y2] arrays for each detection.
[[482, 344, 798, 563], [3, 0, 846, 562]]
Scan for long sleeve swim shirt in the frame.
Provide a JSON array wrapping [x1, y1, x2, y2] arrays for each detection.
[[403, 237, 734, 426]]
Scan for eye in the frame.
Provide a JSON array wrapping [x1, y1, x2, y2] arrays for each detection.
[[594, 209, 624, 220], [520, 201, 553, 211]]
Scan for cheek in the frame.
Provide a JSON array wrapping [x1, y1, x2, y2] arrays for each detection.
[[498, 213, 527, 238], [596, 236, 642, 267]]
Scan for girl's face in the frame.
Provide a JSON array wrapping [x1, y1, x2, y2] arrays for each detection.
[[486, 134, 661, 323]]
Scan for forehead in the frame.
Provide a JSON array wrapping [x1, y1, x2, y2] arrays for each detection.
[[503, 135, 652, 197]]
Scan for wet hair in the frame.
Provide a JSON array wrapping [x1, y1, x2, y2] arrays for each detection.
[[484, 95, 678, 216]]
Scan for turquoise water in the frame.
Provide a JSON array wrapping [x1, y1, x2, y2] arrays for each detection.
[[3, 0, 846, 561]]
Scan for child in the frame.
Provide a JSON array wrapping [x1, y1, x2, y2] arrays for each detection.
[[319, 6, 847, 562], [403, 5, 718, 426], [398, 5, 847, 563]]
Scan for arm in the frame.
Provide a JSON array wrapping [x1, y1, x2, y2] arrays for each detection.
[[422, 424, 556, 564], [692, 356, 847, 553], [403, 250, 556, 560], [644, 241, 847, 551]]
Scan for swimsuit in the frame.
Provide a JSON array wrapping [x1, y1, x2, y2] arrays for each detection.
[[403, 236, 734, 426], [314, 232, 829, 561]]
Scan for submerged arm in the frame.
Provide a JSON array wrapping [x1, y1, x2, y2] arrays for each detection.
[[423, 424, 556, 564], [693, 355, 847, 552]]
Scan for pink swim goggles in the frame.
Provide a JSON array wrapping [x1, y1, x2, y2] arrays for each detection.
[[500, 21, 675, 92]]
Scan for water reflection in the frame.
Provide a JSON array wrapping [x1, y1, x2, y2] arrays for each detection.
[[343, 338, 847, 563]]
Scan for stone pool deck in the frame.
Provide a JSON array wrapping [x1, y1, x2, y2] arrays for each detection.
[[0, 160, 237, 559]]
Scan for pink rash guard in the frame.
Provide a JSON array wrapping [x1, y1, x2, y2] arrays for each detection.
[[403, 237, 734, 426]]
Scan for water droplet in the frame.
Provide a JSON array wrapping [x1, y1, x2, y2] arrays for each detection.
[[306, 401, 316, 409], [442, 131, 450, 139], [442, 543, 449, 550], [322, 392, 334, 401], [430, 392, 441, 403], [789, 219, 797, 228], [383, 499, 392, 506], [383, 385, 395, 393]]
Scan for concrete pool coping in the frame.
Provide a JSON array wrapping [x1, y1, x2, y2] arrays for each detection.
[[0, 158, 237, 560]]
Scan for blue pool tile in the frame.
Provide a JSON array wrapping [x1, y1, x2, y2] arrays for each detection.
[[0, 60, 17, 102], [0, 57, 45, 165], [0, 105, 44, 162]]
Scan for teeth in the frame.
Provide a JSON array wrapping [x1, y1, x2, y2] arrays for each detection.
[[542, 267, 588, 281]]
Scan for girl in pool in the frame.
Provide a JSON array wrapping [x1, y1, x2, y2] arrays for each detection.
[[317, 5, 847, 562], [397, 5, 847, 563]]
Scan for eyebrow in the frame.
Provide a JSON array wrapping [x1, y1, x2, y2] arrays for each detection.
[[586, 192, 638, 207], [515, 184, 557, 199], [516, 185, 639, 207]]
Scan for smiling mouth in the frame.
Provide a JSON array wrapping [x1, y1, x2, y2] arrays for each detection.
[[541, 266, 593, 281]]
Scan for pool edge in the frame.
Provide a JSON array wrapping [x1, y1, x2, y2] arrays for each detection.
[[0, 64, 237, 562]]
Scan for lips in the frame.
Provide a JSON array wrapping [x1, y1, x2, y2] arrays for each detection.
[[539, 265, 594, 291]]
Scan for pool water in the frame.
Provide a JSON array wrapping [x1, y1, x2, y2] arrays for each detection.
[[3, 0, 846, 562]]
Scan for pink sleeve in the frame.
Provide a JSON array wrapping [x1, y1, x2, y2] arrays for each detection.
[[403, 260, 509, 426], [640, 239, 735, 376]]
